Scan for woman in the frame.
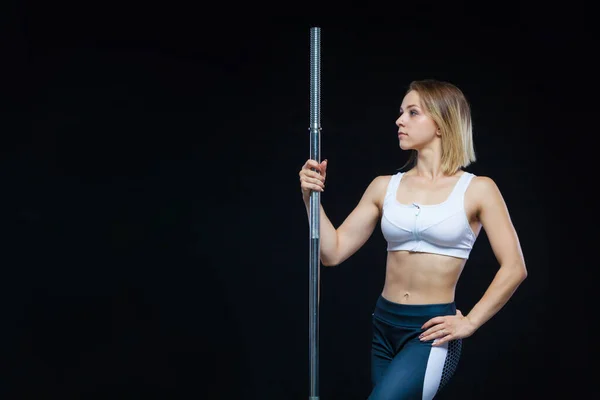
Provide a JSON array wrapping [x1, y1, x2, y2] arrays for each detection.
[[298, 79, 527, 399]]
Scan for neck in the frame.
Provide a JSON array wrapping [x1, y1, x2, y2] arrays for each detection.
[[414, 147, 445, 180]]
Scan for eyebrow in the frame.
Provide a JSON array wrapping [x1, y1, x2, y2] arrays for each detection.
[[400, 104, 420, 111]]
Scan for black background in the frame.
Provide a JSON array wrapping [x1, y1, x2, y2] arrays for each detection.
[[1, 4, 591, 400]]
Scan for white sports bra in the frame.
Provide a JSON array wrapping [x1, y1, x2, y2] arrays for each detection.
[[380, 171, 477, 259]]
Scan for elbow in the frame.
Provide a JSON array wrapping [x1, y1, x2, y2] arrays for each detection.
[[321, 258, 332, 267], [500, 259, 527, 284], [519, 259, 528, 280], [512, 261, 528, 283], [515, 270, 527, 287], [321, 239, 342, 267], [321, 257, 339, 267], [520, 268, 528, 283]]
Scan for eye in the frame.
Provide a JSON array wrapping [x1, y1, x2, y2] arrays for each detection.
[[410, 110, 418, 116]]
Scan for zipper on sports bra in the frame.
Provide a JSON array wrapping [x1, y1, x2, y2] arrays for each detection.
[[412, 203, 421, 242]]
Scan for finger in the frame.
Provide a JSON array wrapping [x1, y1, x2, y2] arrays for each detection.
[[421, 317, 445, 330], [305, 159, 322, 172], [300, 172, 325, 183], [311, 170, 326, 180], [300, 175, 325, 188], [320, 159, 328, 175], [419, 325, 447, 342], [301, 170, 326, 182], [302, 177, 325, 187], [303, 183, 323, 192], [306, 159, 328, 175], [420, 318, 434, 330], [456, 309, 463, 317], [432, 334, 452, 346]]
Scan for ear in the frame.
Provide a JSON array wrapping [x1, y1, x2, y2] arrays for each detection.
[[434, 122, 442, 137]]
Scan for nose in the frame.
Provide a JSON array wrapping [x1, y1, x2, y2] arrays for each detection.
[[396, 115, 404, 127]]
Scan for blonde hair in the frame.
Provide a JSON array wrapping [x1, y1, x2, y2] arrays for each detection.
[[400, 79, 476, 175]]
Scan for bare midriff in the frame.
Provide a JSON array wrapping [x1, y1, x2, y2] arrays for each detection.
[[381, 250, 466, 305]]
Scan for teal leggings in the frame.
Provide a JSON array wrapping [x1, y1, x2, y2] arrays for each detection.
[[368, 295, 462, 400]]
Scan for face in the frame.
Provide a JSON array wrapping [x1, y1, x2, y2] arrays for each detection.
[[395, 90, 440, 150]]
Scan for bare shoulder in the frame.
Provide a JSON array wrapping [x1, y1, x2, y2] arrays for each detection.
[[370, 174, 393, 189], [364, 174, 393, 207], [467, 175, 507, 211], [469, 175, 501, 195], [369, 175, 393, 194]]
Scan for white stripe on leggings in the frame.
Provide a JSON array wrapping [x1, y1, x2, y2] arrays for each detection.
[[421, 341, 448, 400]]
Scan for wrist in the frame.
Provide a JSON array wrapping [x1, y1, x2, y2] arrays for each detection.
[[465, 314, 481, 332]]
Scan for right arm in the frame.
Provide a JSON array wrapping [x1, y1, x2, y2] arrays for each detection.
[[299, 159, 387, 266]]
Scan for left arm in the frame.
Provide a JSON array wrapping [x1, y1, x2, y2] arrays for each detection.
[[420, 176, 527, 345], [464, 176, 528, 330]]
